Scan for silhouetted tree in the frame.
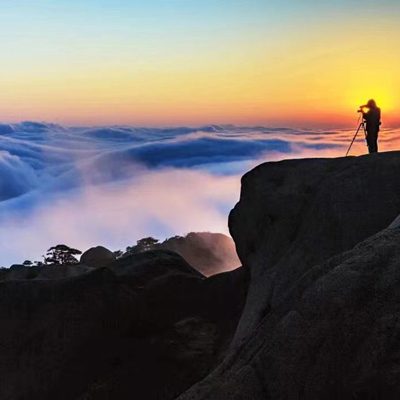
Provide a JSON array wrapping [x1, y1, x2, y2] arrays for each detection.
[[23, 260, 33, 267], [125, 237, 159, 256], [113, 250, 124, 260], [137, 237, 159, 251], [44, 244, 82, 265]]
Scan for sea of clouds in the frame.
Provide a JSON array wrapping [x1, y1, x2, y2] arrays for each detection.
[[0, 121, 398, 266]]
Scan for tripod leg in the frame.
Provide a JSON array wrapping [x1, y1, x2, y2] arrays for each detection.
[[345, 123, 363, 157], [363, 124, 373, 154]]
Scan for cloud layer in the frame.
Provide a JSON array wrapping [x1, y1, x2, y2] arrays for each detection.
[[0, 122, 398, 266]]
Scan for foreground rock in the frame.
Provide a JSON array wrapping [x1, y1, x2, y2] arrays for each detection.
[[0, 250, 248, 400], [230, 152, 400, 339], [6, 263, 94, 280], [179, 152, 400, 400]]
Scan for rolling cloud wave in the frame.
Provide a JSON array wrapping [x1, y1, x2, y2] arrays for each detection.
[[0, 122, 398, 266]]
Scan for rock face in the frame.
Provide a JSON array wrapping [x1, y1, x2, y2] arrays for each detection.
[[0, 250, 247, 400], [230, 152, 400, 339], [179, 152, 400, 400], [80, 245, 116, 268], [158, 232, 241, 276]]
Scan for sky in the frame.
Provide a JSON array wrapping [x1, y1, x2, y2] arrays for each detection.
[[1, 0, 400, 127]]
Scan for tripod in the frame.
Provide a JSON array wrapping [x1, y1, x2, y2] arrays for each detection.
[[345, 114, 367, 157]]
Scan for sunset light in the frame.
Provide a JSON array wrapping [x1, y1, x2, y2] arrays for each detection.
[[3, 2, 400, 398], [0, 1, 399, 127]]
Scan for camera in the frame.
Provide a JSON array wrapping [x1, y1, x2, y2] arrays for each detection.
[[357, 105, 369, 113]]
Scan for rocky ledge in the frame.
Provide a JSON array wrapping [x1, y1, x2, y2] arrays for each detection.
[[179, 151, 400, 400]]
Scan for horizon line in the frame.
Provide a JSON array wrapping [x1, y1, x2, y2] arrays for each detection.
[[2, 120, 400, 131]]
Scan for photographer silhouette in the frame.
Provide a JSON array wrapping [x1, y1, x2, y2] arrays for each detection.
[[359, 99, 381, 153]]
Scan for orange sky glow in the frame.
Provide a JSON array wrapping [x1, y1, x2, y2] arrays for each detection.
[[1, 1, 399, 128]]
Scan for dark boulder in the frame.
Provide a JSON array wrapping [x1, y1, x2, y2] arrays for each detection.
[[8, 264, 29, 280], [80, 245, 116, 268]]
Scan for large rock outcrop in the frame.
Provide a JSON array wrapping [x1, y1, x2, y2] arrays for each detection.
[[179, 152, 400, 400], [0, 250, 248, 400], [230, 152, 400, 340]]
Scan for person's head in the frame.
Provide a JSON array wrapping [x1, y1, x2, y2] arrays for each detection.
[[367, 99, 377, 108]]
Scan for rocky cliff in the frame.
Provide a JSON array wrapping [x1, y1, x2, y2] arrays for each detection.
[[179, 152, 400, 399]]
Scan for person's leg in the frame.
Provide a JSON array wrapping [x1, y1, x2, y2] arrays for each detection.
[[367, 130, 378, 153], [371, 130, 378, 153], [366, 134, 373, 154]]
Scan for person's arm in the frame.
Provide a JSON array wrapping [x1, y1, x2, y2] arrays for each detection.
[[363, 111, 371, 123]]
